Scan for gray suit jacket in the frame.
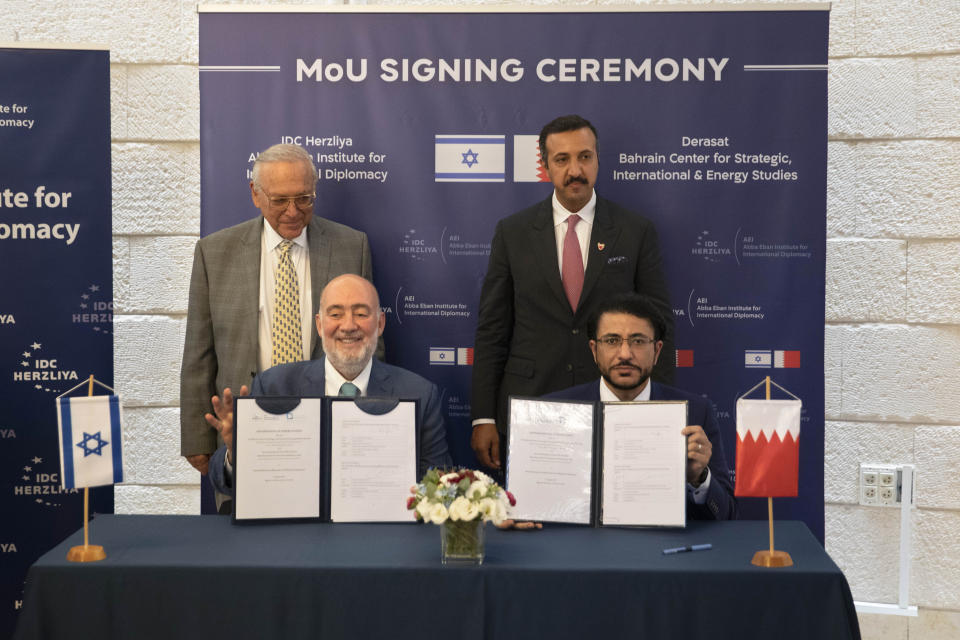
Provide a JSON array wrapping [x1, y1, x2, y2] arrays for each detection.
[[208, 356, 453, 496], [180, 216, 373, 456]]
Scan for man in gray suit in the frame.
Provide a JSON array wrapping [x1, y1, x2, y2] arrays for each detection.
[[206, 274, 452, 495], [181, 144, 374, 477]]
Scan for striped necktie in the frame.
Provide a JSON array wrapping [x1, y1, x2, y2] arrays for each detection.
[[271, 240, 303, 367]]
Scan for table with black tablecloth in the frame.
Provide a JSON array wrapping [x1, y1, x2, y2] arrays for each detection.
[[14, 515, 859, 640]]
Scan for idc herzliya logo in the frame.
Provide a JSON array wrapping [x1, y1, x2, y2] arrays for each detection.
[[72, 283, 112, 334], [12, 341, 79, 393], [11, 452, 78, 508]]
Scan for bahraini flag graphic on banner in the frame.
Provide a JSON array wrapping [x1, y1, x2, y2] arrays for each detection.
[[435, 135, 505, 182], [513, 134, 549, 182], [56, 395, 124, 489], [774, 350, 801, 368], [734, 398, 801, 497]]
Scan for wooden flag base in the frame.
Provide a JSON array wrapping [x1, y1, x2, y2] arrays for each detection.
[[751, 549, 792, 567], [67, 544, 106, 563]]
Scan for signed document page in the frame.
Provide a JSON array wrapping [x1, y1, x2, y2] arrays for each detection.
[[507, 398, 594, 524], [601, 401, 687, 527], [329, 399, 416, 522], [234, 397, 322, 521]]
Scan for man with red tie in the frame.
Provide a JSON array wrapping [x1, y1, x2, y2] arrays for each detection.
[[471, 115, 674, 473]]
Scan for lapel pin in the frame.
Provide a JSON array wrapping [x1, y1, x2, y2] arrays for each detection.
[[597, 242, 605, 251]]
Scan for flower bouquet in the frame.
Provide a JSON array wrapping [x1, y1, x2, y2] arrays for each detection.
[[407, 468, 516, 564]]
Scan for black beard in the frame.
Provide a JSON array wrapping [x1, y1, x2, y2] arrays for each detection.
[[601, 366, 649, 392]]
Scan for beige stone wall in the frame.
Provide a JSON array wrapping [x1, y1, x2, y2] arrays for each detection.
[[5, 1, 958, 637]]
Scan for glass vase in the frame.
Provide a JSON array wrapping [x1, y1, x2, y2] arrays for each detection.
[[440, 518, 485, 565]]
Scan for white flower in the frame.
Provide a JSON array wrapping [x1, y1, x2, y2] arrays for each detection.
[[415, 498, 432, 521], [491, 498, 508, 525], [448, 497, 479, 521], [428, 502, 449, 524], [466, 480, 487, 500], [478, 498, 498, 522], [472, 470, 493, 485]]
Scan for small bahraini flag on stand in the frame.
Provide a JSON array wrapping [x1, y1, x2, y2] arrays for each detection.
[[735, 399, 801, 497], [56, 395, 124, 489]]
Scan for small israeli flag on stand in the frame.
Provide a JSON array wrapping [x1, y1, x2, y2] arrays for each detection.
[[57, 394, 124, 489]]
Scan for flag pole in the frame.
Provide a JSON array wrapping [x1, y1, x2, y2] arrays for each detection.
[[66, 375, 107, 563], [766, 376, 774, 556], [751, 375, 793, 568]]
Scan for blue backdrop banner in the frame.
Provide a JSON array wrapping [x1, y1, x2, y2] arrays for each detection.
[[199, 8, 828, 539], [0, 46, 113, 636]]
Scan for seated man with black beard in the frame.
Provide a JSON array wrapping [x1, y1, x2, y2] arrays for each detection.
[[207, 274, 453, 497], [548, 293, 737, 520]]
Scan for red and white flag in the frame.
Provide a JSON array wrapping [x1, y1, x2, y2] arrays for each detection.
[[512, 135, 550, 182], [774, 350, 801, 368], [734, 399, 801, 497], [676, 349, 694, 368]]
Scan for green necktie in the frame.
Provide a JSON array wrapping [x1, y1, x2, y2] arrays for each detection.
[[339, 382, 360, 397]]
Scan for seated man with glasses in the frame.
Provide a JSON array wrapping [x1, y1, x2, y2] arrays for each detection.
[[548, 292, 737, 520], [180, 143, 376, 510]]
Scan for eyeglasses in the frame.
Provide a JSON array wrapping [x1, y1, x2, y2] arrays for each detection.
[[261, 189, 316, 211], [596, 335, 657, 351]]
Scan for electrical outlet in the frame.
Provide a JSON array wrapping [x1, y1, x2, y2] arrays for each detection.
[[878, 485, 897, 506], [860, 463, 913, 508]]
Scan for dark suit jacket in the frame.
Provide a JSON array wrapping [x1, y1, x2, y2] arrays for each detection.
[[471, 194, 674, 434], [547, 380, 737, 520], [209, 357, 453, 496], [180, 216, 373, 457]]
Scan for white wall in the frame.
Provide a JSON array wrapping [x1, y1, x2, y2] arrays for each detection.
[[5, 1, 958, 637]]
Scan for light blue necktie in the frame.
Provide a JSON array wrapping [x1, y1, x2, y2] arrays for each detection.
[[339, 382, 360, 398]]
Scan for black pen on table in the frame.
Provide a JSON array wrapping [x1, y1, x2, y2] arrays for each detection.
[[662, 543, 712, 555]]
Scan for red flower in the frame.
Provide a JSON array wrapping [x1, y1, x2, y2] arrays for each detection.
[[505, 490, 516, 506], [406, 496, 416, 510]]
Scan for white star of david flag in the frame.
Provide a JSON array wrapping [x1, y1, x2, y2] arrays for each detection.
[[435, 135, 505, 182], [56, 395, 125, 489]]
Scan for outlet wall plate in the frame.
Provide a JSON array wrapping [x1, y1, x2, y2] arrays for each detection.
[[860, 464, 911, 508]]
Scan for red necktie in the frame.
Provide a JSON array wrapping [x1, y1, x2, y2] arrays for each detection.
[[561, 214, 584, 311]]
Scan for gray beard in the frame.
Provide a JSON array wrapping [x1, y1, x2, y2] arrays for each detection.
[[323, 337, 376, 381]]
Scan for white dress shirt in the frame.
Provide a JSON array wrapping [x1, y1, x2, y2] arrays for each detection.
[[258, 219, 312, 372], [324, 356, 373, 396], [552, 189, 596, 275]]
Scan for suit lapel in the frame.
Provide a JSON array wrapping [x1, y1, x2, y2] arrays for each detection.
[[301, 357, 327, 395], [307, 218, 329, 355], [581, 197, 622, 315], [367, 359, 393, 395], [239, 219, 264, 367], [529, 197, 570, 312]]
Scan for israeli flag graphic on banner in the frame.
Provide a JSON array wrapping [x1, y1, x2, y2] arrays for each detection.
[[56, 395, 124, 489], [435, 134, 505, 182]]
